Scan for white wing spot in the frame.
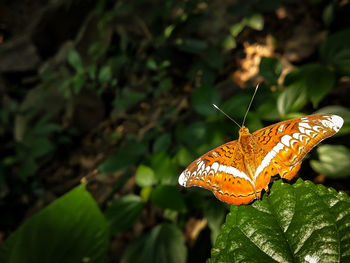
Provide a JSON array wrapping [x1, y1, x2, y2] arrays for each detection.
[[305, 129, 315, 137], [281, 135, 292, 147], [178, 172, 187, 186], [292, 133, 300, 140], [211, 162, 219, 173], [299, 126, 306, 133], [299, 122, 312, 129], [330, 115, 344, 132], [312, 125, 323, 132]]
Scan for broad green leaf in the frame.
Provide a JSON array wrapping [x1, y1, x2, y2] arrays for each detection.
[[277, 84, 308, 117], [203, 199, 227, 244], [143, 224, 187, 263], [98, 141, 147, 173], [320, 29, 350, 75], [135, 164, 157, 187], [245, 13, 264, 31], [229, 22, 245, 37], [150, 152, 178, 185], [67, 47, 83, 73], [150, 185, 186, 211], [222, 35, 237, 50], [259, 56, 282, 84], [0, 184, 108, 263], [301, 64, 335, 107], [221, 93, 251, 120], [175, 146, 195, 167], [122, 224, 187, 263], [192, 86, 221, 116], [176, 122, 207, 148], [256, 96, 280, 121], [281, 64, 335, 110], [104, 194, 144, 235], [310, 145, 350, 178], [121, 234, 149, 263], [153, 133, 171, 153], [244, 112, 263, 132], [209, 179, 350, 263], [315, 106, 350, 135]]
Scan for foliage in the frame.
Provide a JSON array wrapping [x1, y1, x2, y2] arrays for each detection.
[[1, 0, 350, 262], [209, 179, 350, 263], [0, 184, 109, 263]]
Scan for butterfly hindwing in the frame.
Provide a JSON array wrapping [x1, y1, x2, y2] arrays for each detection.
[[178, 141, 258, 205]]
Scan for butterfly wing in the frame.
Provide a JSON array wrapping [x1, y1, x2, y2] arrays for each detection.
[[178, 140, 258, 205], [252, 114, 343, 188]]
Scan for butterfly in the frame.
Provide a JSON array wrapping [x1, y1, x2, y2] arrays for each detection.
[[178, 113, 343, 205]]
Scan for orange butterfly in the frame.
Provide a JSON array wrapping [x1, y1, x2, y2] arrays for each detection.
[[178, 89, 343, 205]]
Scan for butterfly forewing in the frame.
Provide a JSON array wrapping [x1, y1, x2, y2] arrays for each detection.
[[179, 114, 344, 205], [253, 114, 343, 180]]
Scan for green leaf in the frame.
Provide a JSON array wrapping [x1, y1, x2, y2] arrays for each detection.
[[175, 146, 195, 167], [277, 84, 308, 117], [0, 184, 108, 263], [143, 224, 187, 263], [209, 179, 350, 263], [192, 86, 221, 116], [315, 106, 350, 135], [150, 152, 178, 185], [310, 145, 350, 178], [245, 13, 264, 31], [203, 199, 227, 244], [121, 234, 149, 263], [98, 141, 147, 173], [150, 185, 186, 211], [98, 65, 112, 83], [121, 224, 187, 263], [176, 122, 207, 148], [104, 194, 144, 235], [320, 29, 350, 75], [153, 133, 171, 153], [67, 47, 83, 73], [259, 57, 282, 84], [135, 165, 157, 187], [256, 96, 280, 121], [302, 64, 335, 107], [221, 92, 251, 120]]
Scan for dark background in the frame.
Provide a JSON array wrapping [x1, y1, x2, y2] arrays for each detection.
[[0, 0, 350, 262]]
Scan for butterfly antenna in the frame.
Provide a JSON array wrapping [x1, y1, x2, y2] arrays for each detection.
[[213, 104, 241, 128], [242, 83, 259, 127]]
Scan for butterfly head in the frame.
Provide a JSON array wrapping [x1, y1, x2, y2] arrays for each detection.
[[239, 126, 250, 135]]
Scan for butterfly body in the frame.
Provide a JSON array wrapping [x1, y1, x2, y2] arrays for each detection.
[[179, 114, 343, 205]]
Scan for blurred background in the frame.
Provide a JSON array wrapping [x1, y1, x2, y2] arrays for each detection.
[[0, 0, 350, 262]]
